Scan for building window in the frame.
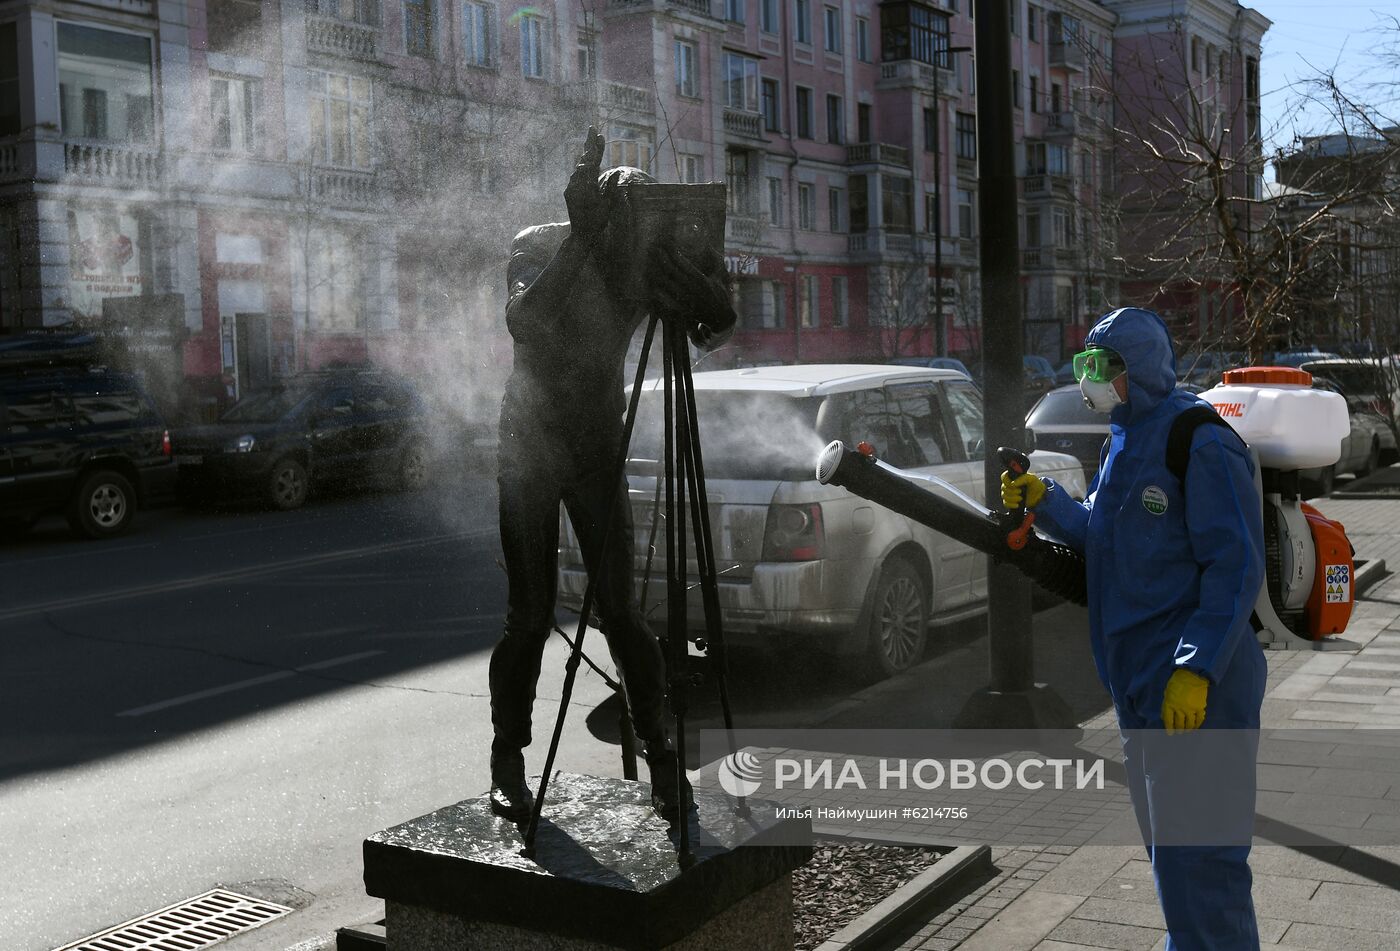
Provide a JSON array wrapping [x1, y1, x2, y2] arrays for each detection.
[[1009, 0, 1018, 35], [307, 0, 380, 24], [405, 0, 436, 57], [800, 274, 819, 327], [880, 2, 950, 68], [210, 76, 260, 153], [798, 183, 815, 230], [761, 78, 781, 131], [1051, 207, 1071, 246], [520, 13, 546, 78], [849, 175, 868, 232], [767, 176, 784, 226], [957, 188, 974, 237], [1025, 211, 1040, 247], [832, 275, 848, 327], [763, 280, 786, 328], [607, 124, 653, 171], [955, 111, 976, 160], [676, 40, 698, 97], [1190, 36, 1201, 73], [724, 52, 761, 111], [923, 106, 936, 151], [58, 23, 154, 143], [795, 86, 813, 138], [1028, 75, 1038, 113], [1012, 69, 1021, 108], [1027, 4, 1038, 42], [307, 226, 365, 331], [207, 0, 264, 56], [795, 0, 812, 44], [727, 150, 756, 215], [1, 22, 21, 136], [578, 33, 597, 80], [825, 94, 843, 144], [923, 191, 938, 234], [679, 153, 701, 183], [308, 71, 372, 168], [828, 187, 842, 230], [726, 0, 745, 23], [761, 0, 779, 33], [464, 2, 495, 67], [856, 17, 870, 61], [857, 102, 871, 142], [882, 176, 912, 231], [824, 6, 842, 54]]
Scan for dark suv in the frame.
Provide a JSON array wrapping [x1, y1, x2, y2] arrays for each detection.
[[0, 368, 176, 538], [173, 372, 431, 510]]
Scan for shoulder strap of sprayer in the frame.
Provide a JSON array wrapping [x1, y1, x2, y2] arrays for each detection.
[[1166, 404, 1238, 489]]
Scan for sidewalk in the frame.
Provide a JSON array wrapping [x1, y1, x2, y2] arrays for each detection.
[[885, 495, 1400, 951]]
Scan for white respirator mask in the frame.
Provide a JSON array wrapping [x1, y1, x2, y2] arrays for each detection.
[[1080, 377, 1124, 413]]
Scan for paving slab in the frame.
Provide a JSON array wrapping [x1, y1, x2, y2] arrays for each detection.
[[952, 890, 1085, 951]]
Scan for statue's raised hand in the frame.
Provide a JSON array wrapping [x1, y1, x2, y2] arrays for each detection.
[[565, 127, 610, 242]]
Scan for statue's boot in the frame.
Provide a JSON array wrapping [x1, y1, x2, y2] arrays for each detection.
[[489, 747, 534, 823], [645, 745, 693, 825]]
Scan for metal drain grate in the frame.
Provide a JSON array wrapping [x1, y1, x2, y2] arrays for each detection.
[[54, 888, 294, 951]]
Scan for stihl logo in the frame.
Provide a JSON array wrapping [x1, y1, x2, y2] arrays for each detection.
[[1213, 402, 1246, 418]]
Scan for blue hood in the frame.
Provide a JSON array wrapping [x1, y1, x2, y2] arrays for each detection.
[[1084, 307, 1178, 425]]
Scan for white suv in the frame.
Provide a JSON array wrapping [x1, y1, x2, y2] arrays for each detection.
[[557, 365, 1086, 679]]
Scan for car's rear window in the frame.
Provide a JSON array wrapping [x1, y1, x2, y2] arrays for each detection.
[[630, 390, 824, 480], [222, 388, 311, 422], [1301, 363, 1382, 397], [1027, 389, 1102, 426]]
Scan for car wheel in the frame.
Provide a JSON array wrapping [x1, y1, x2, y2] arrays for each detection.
[[862, 558, 929, 680], [67, 470, 136, 539], [1358, 440, 1381, 477], [267, 457, 309, 510], [398, 444, 429, 491]]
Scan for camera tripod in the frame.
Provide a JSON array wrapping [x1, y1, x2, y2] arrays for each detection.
[[522, 308, 745, 867]]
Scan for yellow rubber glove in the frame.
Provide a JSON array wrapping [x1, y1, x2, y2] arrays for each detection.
[[1162, 669, 1210, 734], [1000, 471, 1047, 509]]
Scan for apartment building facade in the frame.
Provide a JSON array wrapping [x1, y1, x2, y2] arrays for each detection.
[[0, 0, 1267, 399]]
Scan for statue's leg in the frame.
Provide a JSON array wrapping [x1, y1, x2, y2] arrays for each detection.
[[562, 464, 668, 750], [490, 460, 565, 757]]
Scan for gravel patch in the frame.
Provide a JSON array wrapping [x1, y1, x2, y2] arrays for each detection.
[[793, 838, 953, 950]]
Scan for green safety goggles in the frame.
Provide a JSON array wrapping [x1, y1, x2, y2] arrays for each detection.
[[1072, 347, 1127, 383]]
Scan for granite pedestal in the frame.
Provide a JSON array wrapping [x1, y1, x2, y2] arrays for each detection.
[[363, 772, 813, 950]]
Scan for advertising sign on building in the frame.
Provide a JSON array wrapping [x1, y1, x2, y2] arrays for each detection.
[[68, 210, 143, 319]]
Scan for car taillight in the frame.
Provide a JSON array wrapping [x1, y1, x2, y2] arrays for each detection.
[[162, 430, 172, 457], [762, 503, 824, 561], [1371, 398, 1392, 417]]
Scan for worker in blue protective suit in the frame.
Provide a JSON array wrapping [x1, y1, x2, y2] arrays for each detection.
[[1003, 307, 1266, 951]]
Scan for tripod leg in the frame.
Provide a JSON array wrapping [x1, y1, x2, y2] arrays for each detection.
[[667, 322, 694, 866], [522, 314, 659, 856]]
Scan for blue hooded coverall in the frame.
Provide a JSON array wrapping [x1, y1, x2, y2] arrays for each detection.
[[1035, 308, 1267, 950]]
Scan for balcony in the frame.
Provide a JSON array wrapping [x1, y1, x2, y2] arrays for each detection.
[[727, 215, 762, 244], [1049, 40, 1086, 72], [1042, 111, 1078, 139], [723, 110, 764, 140], [877, 59, 956, 94], [846, 229, 959, 258], [311, 168, 380, 208], [606, 0, 716, 17], [64, 142, 162, 186], [846, 142, 911, 168], [306, 16, 380, 61], [1022, 173, 1074, 198], [1021, 247, 1080, 271], [601, 81, 653, 116]]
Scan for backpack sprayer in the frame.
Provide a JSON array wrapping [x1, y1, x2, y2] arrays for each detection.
[[1199, 367, 1358, 650], [814, 365, 1360, 650]]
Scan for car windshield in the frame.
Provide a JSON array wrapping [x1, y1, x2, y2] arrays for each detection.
[[1027, 388, 1103, 426], [221, 388, 311, 423], [630, 389, 824, 480], [1301, 363, 1381, 397]]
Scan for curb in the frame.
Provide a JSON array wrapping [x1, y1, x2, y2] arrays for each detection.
[[1357, 557, 1389, 598], [813, 844, 993, 951]]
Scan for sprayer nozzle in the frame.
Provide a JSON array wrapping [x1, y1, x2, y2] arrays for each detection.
[[815, 440, 846, 485]]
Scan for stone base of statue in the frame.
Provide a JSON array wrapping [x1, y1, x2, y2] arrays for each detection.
[[362, 772, 813, 951]]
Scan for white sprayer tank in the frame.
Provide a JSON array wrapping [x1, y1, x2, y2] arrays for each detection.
[[1198, 367, 1349, 471]]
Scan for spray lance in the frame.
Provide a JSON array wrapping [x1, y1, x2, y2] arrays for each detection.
[[814, 440, 1088, 605]]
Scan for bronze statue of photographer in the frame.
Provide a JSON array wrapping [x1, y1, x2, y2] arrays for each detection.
[[489, 129, 736, 823]]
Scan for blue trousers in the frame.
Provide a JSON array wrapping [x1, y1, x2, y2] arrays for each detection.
[[1115, 647, 1266, 951]]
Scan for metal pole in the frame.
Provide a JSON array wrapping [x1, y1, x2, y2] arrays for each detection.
[[933, 66, 944, 359]]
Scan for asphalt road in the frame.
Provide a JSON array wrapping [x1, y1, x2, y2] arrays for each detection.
[[0, 474, 959, 951]]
